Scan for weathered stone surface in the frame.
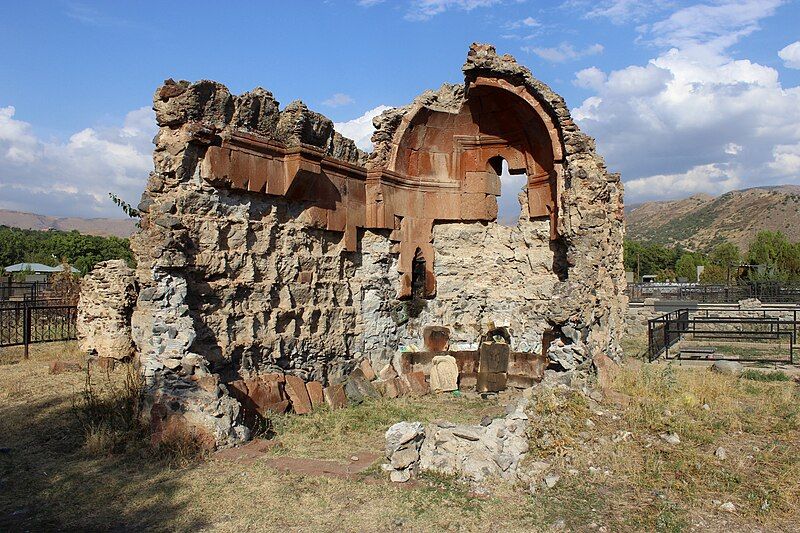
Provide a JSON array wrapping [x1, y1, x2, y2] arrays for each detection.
[[385, 421, 424, 483], [285, 375, 313, 415], [323, 384, 347, 409], [128, 42, 625, 448], [344, 368, 380, 404], [358, 359, 377, 381], [423, 326, 450, 352], [49, 360, 83, 374], [386, 400, 530, 484], [711, 360, 744, 377], [77, 260, 138, 361], [430, 355, 459, 392], [306, 380, 325, 408], [403, 371, 430, 396]]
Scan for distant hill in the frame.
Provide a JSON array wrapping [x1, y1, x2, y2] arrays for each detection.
[[625, 185, 800, 251], [0, 209, 136, 238]]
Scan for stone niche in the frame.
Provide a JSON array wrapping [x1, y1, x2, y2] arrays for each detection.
[[127, 43, 626, 447]]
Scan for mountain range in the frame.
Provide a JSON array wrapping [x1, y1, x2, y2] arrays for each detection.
[[625, 185, 800, 251], [0, 209, 136, 238]]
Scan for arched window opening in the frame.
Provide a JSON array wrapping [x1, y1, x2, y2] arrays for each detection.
[[408, 248, 428, 317], [488, 157, 527, 227]]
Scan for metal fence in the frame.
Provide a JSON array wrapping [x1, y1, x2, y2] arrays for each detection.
[[628, 282, 800, 304], [0, 280, 52, 303], [0, 304, 78, 356], [646, 307, 799, 364]]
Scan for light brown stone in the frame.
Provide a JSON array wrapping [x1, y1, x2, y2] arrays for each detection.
[[49, 360, 83, 374], [430, 355, 458, 392], [323, 383, 347, 409], [359, 359, 376, 381], [284, 375, 313, 415], [306, 380, 325, 408]]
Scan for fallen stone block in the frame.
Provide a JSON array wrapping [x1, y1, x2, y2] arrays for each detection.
[[344, 368, 380, 404], [285, 375, 313, 414], [394, 376, 412, 397], [374, 378, 399, 398], [404, 371, 430, 396], [306, 380, 325, 408], [49, 360, 83, 374], [378, 364, 398, 381], [323, 383, 347, 409], [711, 360, 743, 377], [359, 359, 377, 381]]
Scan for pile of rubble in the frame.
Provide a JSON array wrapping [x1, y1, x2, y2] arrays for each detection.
[[385, 399, 531, 483]]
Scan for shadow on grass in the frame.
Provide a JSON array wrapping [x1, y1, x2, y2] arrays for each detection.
[[0, 389, 210, 531]]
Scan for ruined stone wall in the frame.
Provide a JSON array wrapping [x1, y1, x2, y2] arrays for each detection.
[[77, 259, 138, 360], [127, 44, 626, 447]]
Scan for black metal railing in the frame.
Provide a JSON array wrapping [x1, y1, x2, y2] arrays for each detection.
[[0, 280, 52, 303], [0, 304, 78, 356], [628, 282, 800, 304], [646, 307, 798, 364]]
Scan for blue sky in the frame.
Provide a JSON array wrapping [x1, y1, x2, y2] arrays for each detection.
[[1, 0, 799, 218]]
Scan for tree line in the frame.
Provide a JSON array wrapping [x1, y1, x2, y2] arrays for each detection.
[[624, 231, 800, 283], [0, 225, 133, 276]]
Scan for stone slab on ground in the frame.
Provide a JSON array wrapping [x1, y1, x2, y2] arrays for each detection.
[[285, 375, 313, 414], [306, 380, 324, 408], [323, 383, 347, 409], [403, 371, 430, 396], [49, 361, 83, 374], [214, 438, 280, 465], [345, 368, 380, 404], [264, 452, 380, 479]]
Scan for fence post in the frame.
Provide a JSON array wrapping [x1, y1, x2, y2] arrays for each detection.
[[23, 305, 31, 359]]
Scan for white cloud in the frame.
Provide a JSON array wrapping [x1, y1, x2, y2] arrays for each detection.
[[507, 16, 541, 29], [725, 142, 743, 155], [322, 93, 355, 108], [577, 0, 671, 25], [334, 105, 394, 151], [571, 0, 800, 203], [525, 42, 604, 62], [625, 164, 742, 201], [404, 0, 502, 21], [643, 0, 783, 50], [779, 41, 800, 69], [0, 106, 154, 217], [573, 67, 607, 90]]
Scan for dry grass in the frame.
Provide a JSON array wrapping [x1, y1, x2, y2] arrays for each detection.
[[1, 337, 799, 532]]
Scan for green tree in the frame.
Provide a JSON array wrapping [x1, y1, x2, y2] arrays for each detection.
[[747, 231, 798, 281], [710, 242, 740, 284], [675, 253, 704, 282], [700, 264, 727, 283]]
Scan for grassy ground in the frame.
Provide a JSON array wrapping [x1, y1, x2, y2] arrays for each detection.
[[1, 338, 799, 532]]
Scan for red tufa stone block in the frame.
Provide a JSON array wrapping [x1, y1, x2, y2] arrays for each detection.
[[249, 376, 288, 416], [394, 376, 411, 397], [306, 380, 325, 408], [323, 383, 348, 410], [358, 359, 377, 381], [284, 375, 313, 415], [374, 379, 399, 399], [423, 326, 450, 352], [404, 371, 430, 396], [49, 360, 83, 374]]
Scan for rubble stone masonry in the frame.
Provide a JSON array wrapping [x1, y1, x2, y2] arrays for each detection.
[[120, 43, 625, 447]]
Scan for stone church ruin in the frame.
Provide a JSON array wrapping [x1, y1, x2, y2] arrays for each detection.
[[79, 43, 626, 448]]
